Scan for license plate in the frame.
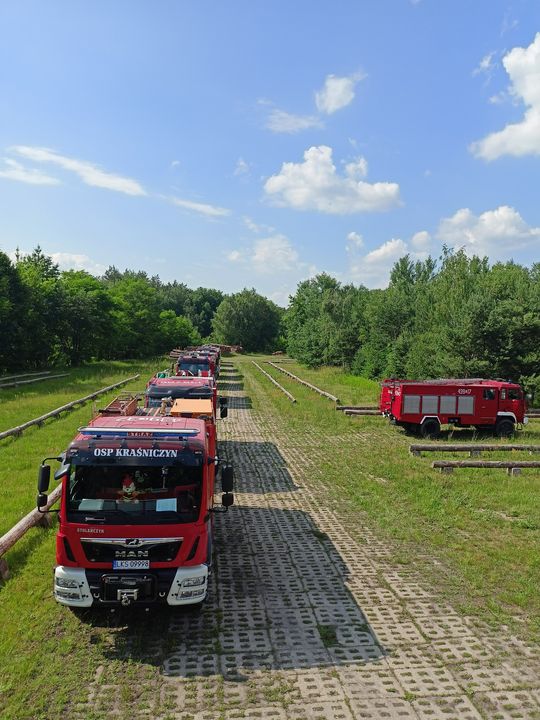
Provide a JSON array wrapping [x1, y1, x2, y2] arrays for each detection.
[[112, 560, 150, 570]]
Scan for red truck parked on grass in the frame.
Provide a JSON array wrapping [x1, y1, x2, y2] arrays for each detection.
[[36, 391, 233, 609], [380, 378, 528, 438]]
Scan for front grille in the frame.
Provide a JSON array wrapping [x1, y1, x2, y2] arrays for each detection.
[[81, 539, 182, 563]]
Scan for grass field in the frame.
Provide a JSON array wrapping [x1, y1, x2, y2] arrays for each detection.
[[245, 355, 540, 639], [0, 355, 539, 719]]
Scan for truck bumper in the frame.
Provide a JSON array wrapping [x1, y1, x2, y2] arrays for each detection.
[[54, 565, 208, 607]]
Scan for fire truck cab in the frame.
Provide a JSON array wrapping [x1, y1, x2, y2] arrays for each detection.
[[37, 402, 233, 608]]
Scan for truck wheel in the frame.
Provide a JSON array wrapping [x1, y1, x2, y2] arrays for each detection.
[[495, 418, 515, 437], [420, 419, 440, 439]]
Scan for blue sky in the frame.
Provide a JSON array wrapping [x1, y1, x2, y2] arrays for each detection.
[[1, 1, 539, 305]]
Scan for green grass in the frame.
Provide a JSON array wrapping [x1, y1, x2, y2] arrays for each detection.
[[0, 359, 167, 719], [240, 355, 540, 639]]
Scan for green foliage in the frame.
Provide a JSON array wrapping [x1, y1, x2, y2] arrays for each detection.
[[287, 250, 540, 388], [0, 251, 226, 370], [212, 288, 282, 351]]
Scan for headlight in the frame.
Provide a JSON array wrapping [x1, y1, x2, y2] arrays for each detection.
[[56, 577, 79, 589], [183, 576, 205, 587], [56, 590, 81, 600]]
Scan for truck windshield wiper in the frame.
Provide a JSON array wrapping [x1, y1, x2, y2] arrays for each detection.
[[84, 516, 106, 523]]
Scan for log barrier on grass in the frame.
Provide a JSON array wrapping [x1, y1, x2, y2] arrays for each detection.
[[432, 460, 540, 475], [336, 405, 378, 412], [0, 486, 61, 580], [252, 362, 296, 403], [266, 362, 339, 403], [411, 443, 540, 457], [0, 373, 70, 389], [0, 374, 140, 442]]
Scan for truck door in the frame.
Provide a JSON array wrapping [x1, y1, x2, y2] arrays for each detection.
[[479, 388, 498, 423]]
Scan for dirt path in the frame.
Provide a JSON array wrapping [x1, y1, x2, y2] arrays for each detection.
[[74, 362, 540, 720]]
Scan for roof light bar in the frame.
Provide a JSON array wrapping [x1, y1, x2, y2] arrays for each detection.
[[77, 426, 200, 438]]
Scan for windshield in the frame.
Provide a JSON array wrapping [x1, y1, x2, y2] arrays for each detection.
[[67, 463, 202, 525], [179, 361, 209, 375]]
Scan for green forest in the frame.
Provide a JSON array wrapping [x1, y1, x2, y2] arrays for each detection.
[[1, 246, 539, 398]]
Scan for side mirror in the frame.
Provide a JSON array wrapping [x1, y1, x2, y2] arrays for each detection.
[[220, 406, 228, 419], [38, 464, 51, 493], [219, 397, 228, 407], [222, 493, 234, 508], [37, 493, 48, 509], [221, 465, 234, 493]]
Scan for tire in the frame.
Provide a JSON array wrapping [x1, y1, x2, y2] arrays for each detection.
[[420, 418, 441, 439], [495, 418, 515, 438]]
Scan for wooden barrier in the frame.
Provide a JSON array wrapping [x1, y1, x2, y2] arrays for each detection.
[[411, 443, 540, 457], [0, 486, 61, 580], [343, 409, 381, 416], [432, 460, 540, 475], [0, 370, 51, 382], [0, 373, 69, 389], [337, 405, 378, 412], [252, 361, 296, 403], [0, 374, 140, 442], [266, 362, 339, 403]]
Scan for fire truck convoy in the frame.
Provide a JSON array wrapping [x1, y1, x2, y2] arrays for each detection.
[[36, 360, 232, 609], [380, 378, 528, 438]]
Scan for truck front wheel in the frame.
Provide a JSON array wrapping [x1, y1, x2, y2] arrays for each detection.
[[420, 418, 441, 439], [495, 418, 515, 437]]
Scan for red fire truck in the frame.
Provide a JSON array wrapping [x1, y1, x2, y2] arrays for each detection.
[[380, 378, 528, 438], [145, 376, 227, 418], [36, 394, 233, 608], [175, 352, 217, 379]]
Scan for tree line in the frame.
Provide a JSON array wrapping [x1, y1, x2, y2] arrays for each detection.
[[286, 248, 540, 399], [1, 246, 538, 398], [0, 247, 282, 371]]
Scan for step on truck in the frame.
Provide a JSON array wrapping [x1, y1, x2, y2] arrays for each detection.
[[380, 378, 528, 438], [36, 394, 233, 608]]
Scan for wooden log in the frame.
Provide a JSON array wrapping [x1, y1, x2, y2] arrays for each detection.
[[266, 362, 339, 403], [0, 374, 140, 442], [0, 370, 51, 382], [432, 460, 540, 471], [343, 409, 381, 416], [0, 485, 61, 580], [252, 361, 296, 403], [411, 444, 540, 455], [336, 405, 378, 411], [0, 373, 70, 389]]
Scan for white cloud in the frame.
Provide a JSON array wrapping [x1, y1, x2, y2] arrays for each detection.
[[411, 230, 432, 251], [315, 72, 365, 114], [0, 158, 60, 186], [9, 249, 106, 275], [252, 234, 299, 274], [470, 33, 540, 159], [51, 252, 107, 275], [349, 238, 408, 288], [266, 109, 323, 134], [10, 146, 146, 195], [171, 160, 181, 168], [346, 231, 364, 250], [264, 145, 401, 214], [345, 156, 368, 178], [234, 157, 250, 176], [170, 196, 231, 217], [473, 52, 496, 77], [225, 233, 302, 276], [243, 216, 275, 234], [437, 205, 540, 257]]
